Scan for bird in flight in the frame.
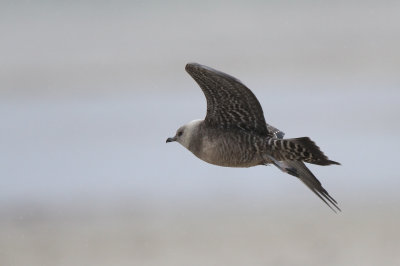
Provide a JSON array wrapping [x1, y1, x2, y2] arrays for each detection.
[[166, 63, 341, 212]]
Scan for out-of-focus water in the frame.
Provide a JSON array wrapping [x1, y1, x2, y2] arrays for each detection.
[[1, 1, 400, 265]]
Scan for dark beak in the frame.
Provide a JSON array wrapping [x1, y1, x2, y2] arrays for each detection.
[[166, 136, 176, 143]]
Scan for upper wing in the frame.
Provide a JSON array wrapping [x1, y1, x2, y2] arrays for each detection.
[[185, 63, 270, 136]]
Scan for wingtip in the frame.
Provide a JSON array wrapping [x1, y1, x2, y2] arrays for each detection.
[[185, 62, 245, 86], [185, 62, 217, 74], [185, 62, 202, 73]]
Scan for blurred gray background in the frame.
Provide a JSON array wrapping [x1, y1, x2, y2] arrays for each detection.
[[1, 1, 400, 265]]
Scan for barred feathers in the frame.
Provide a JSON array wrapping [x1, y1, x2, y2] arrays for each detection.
[[268, 137, 340, 166]]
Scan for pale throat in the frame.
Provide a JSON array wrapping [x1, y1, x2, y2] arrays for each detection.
[[179, 119, 203, 149]]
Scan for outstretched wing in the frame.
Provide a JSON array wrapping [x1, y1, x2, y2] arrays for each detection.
[[185, 63, 270, 136]]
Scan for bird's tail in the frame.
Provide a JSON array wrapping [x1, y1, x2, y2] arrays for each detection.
[[267, 159, 341, 212], [267, 137, 340, 166]]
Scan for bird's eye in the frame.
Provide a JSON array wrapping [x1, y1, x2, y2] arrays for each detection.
[[177, 131, 183, 137]]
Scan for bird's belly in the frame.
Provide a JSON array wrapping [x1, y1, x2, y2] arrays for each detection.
[[206, 158, 260, 168], [195, 137, 262, 168]]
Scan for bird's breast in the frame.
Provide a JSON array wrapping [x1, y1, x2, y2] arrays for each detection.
[[192, 132, 264, 168]]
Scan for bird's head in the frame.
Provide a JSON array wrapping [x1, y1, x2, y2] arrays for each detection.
[[166, 119, 202, 149]]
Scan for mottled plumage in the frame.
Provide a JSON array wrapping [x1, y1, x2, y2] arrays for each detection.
[[167, 63, 340, 212], [186, 63, 269, 136]]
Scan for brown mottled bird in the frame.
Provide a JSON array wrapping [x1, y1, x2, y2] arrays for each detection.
[[166, 63, 341, 212]]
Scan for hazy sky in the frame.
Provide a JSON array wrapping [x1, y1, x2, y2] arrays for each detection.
[[1, 1, 399, 209]]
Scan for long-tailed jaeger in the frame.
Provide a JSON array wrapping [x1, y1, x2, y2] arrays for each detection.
[[166, 63, 341, 212]]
